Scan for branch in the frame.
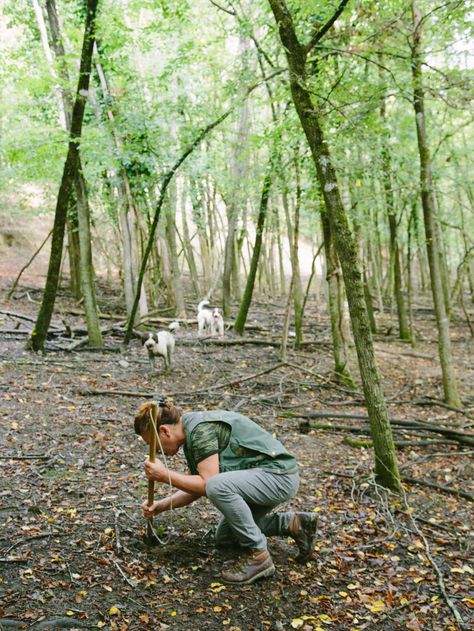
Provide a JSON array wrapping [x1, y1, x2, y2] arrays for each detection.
[[208, 0, 235, 15], [306, 0, 350, 54], [6, 229, 53, 300]]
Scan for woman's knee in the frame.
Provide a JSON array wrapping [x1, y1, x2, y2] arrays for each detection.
[[205, 474, 226, 501]]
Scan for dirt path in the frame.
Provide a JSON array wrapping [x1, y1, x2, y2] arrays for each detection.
[[0, 287, 473, 630]]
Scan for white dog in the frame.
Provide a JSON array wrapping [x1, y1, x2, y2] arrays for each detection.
[[197, 300, 224, 337], [143, 330, 175, 371], [197, 300, 213, 336], [211, 307, 224, 337]]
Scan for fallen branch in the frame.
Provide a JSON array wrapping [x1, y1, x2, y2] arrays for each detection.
[[291, 411, 474, 447], [0, 454, 51, 461], [415, 397, 474, 420], [402, 475, 474, 502], [0, 309, 62, 330]]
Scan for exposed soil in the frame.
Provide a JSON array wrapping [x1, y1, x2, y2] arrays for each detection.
[[0, 280, 473, 630]]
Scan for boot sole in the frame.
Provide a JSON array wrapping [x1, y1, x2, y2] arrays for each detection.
[[222, 562, 275, 586]]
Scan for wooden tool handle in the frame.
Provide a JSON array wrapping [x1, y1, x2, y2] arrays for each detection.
[[147, 404, 158, 507]]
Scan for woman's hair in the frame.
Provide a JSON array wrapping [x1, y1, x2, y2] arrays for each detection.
[[134, 400, 182, 436]]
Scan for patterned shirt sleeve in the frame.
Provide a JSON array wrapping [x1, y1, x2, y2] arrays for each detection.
[[189, 422, 230, 468]]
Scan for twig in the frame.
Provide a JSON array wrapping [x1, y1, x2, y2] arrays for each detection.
[[110, 556, 138, 588], [5, 229, 53, 300], [283, 361, 357, 394], [114, 510, 123, 555], [2, 531, 67, 555]]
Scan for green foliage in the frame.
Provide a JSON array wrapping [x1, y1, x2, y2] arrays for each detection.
[[0, 0, 471, 275]]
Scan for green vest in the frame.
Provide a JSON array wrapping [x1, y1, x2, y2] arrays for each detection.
[[182, 410, 298, 475]]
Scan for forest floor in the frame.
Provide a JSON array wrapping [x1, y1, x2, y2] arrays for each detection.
[[0, 280, 473, 631]]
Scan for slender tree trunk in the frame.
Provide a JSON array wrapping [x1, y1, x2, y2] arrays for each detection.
[[222, 96, 249, 316], [411, 0, 461, 407], [282, 190, 303, 341], [38, 0, 82, 299], [379, 86, 410, 339], [223, 35, 250, 316], [406, 212, 416, 344], [66, 204, 82, 299], [234, 150, 275, 334], [292, 150, 304, 346], [268, 0, 400, 490], [191, 178, 212, 287], [164, 186, 187, 317], [74, 165, 103, 345], [28, 0, 99, 352], [274, 206, 286, 295], [181, 183, 200, 296], [321, 211, 354, 385]]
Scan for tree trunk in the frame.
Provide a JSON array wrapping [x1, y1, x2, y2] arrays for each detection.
[[234, 150, 275, 334], [66, 202, 82, 299], [74, 164, 103, 346], [222, 35, 250, 317], [274, 206, 286, 295], [164, 187, 187, 317], [282, 190, 303, 342], [411, 0, 461, 407], [268, 0, 400, 490], [181, 182, 200, 297], [321, 211, 354, 385], [37, 0, 81, 299], [28, 0, 99, 352]]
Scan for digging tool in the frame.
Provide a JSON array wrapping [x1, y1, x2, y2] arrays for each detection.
[[144, 403, 159, 546]]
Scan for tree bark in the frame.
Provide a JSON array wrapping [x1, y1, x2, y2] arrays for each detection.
[[37, 0, 81, 299], [234, 149, 275, 334], [28, 0, 99, 352], [73, 166, 103, 346], [268, 0, 400, 490], [411, 0, 461, 407], [321, 211, 354, 385]]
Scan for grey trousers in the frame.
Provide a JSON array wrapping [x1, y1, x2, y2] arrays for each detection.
[[205, 469, 300, 551]]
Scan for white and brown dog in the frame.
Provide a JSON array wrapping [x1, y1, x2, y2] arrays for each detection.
[[142, 328, 175, 371], [197, 300, 224, 337], [197, 300, 213, 336], [211, 307, 224, 337]]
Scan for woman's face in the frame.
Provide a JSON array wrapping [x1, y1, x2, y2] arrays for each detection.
[[140, 425, 181, 456]]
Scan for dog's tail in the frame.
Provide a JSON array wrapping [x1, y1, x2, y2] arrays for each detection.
[[197, 299, 210, 312]]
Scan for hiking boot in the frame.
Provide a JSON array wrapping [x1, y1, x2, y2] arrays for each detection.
[[221, 549, 275, 585], [289, 512, 318, 562]]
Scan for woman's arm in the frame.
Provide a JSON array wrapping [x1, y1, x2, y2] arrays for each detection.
[[144, 454, 219, 496], [142, 489, 199, 518]]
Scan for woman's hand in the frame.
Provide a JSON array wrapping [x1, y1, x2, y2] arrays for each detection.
[[144, 458, 168, 483], [142, 499, 167, 519]]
